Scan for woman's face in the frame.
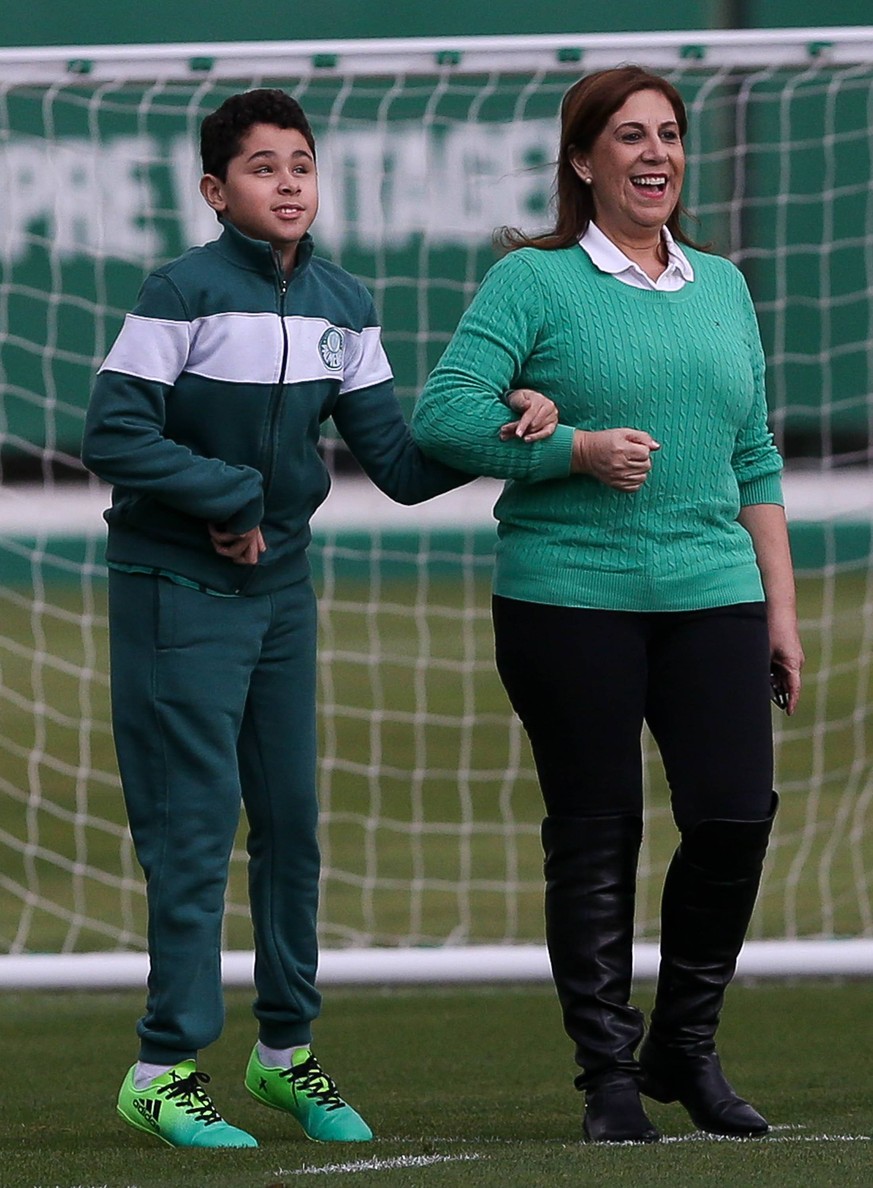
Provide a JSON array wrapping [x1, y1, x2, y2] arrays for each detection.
[[571, 88, 685, 245]]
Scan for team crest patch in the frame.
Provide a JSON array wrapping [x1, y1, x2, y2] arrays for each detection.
[[318, 326, 345, 370]]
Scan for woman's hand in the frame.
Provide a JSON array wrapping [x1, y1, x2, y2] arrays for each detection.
[[769, 624, 804, 716], [737, 503, 804, 716], [571, 428, 661, 491], [208, 524, 267, 566], [499, 388, 559, 442]]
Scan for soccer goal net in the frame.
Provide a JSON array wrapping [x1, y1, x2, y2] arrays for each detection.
[[2, 28, 873, 987]]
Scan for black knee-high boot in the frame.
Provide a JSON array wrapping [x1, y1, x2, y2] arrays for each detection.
[[639, 795, 778, 1137], [542, 813, 659, 1144]]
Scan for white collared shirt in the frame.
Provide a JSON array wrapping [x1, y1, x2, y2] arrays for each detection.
[[579, 222, 695, 291]]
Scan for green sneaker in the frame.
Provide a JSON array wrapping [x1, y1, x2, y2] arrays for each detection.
[[117, 1060, 259, 1148], [244, 1046, 373, 1142]]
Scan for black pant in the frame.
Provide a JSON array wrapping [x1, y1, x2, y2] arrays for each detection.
[[493, 596, 773, 830]]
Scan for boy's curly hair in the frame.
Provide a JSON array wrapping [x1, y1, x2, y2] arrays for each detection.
[[200, 88, 316, 180]]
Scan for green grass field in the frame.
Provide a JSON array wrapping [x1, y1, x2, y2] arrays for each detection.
[[2, 557, 873, 1184], [2, 565, 873, 953], [3, 980, 873, 1187], [1, 558, 873, 1188]]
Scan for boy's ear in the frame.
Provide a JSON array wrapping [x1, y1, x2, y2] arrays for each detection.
[[200, 174, 227, 213]]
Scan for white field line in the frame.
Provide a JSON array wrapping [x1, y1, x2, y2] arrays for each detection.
[[279, 1153, 483, 1175], [0, 471, 871, 537], [662, 1123, 873, 1143], [280, 1130, 873, 1168]]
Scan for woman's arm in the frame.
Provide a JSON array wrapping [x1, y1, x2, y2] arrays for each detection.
[[738, 502, 804, 715], [413, 252, 659, 487], [411, 252, 576, 481]]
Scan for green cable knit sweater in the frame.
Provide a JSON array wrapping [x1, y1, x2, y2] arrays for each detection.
[[411, 243, 784, 612]]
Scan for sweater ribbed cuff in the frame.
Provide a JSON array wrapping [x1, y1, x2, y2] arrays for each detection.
[[738, 472, 784, 508], [528, 423, 576, 480]]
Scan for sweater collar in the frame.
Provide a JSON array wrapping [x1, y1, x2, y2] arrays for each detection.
[[212, 217, 315, 279]]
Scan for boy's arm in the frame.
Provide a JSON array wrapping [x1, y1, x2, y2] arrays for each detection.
[[326, 292, 466, 504], [81, 274, 263, 532], [330, 276, 565, 505], [330, 377, 470, 505], [332, 383, 562, 505]]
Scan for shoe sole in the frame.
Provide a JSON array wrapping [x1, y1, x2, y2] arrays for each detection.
[[583, 1118, 661, 1144], [688, 1112, 770, 1138]]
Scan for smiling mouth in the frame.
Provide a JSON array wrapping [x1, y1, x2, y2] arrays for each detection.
[[274, 205, 304, 215], [631, 175, 668, 196]]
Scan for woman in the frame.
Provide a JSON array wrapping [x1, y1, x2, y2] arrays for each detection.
[[411, 66, 803, 1144]]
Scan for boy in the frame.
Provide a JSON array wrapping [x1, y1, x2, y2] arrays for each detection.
[[81, 88, 561, 1150]]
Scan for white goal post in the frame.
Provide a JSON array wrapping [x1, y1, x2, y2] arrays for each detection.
[[2, 28, 873, 988]]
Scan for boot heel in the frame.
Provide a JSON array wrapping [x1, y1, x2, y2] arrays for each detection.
[[583, 1077, 661, 1144], [637, 1067, 676, 1105]]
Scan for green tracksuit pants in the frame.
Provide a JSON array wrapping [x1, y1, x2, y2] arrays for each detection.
[[108, 569, 321, 1064]]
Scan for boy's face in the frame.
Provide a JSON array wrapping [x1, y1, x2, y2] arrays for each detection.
[[200, 123, 318, 271]]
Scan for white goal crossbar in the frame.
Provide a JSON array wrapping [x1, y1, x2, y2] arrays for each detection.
[[4, 939, 873, 990], [2, 27, 873, 83]]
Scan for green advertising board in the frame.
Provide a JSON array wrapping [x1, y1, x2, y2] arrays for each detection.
[[1, 39, 871, 470]]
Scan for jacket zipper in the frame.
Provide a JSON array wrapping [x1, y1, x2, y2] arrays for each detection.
[[260, 258, 290, 501], [237, 256, 288, 592]]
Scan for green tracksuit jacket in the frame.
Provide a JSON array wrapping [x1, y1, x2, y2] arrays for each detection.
[[82, 218, 473, 593]]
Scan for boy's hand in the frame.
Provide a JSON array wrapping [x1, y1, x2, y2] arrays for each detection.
[[499, 388, 558, 442], [208, 524, 267, 566]]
